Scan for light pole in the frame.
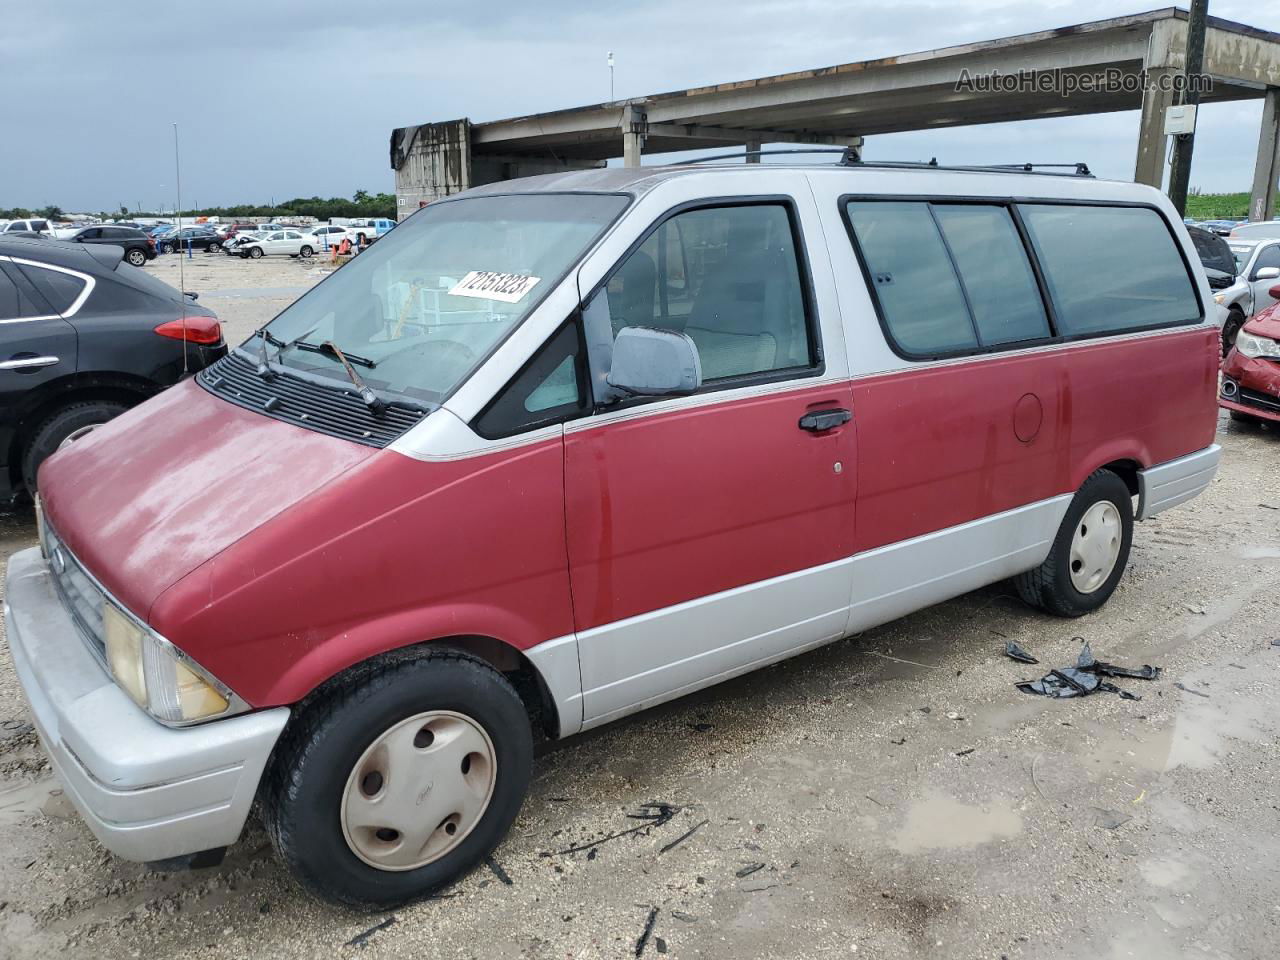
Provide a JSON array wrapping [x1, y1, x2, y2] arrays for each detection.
[[608, 51, 615, 101]]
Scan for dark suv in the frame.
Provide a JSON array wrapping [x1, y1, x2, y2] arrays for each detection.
[[157, 227, 221, 254], [65, 225, 157, 267], [0, 235, 227, 497]]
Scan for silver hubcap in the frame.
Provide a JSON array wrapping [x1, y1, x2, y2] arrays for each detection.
[[340, 711, 496, 871], [1069, 501, 1122, 593], [58, 424, 100, 450]]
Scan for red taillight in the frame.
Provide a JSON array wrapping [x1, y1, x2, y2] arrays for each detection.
[[155, 315, 222, 345], [147, 235, 156, 248]]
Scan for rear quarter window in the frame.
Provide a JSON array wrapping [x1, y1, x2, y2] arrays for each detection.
[[14, 263, 87, 315], [1017, 204, 1201, 336]]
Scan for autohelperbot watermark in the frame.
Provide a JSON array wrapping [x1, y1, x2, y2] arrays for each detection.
[[955, 67, 1213, 98]]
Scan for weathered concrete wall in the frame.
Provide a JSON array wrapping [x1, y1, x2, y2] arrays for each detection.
[[391, 119, 472, 218], [391, 118, 604, 218]]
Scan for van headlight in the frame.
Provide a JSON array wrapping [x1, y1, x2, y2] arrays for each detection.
[[1236, 330, 1280, 359], [103, 605, 233, 723]]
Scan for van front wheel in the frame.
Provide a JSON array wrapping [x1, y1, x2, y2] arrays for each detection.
[[1015, 469, 1134, 617], [261, 651, 533, 909]]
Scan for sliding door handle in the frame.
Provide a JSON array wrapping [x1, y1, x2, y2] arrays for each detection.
[[798, 408, 852, 432]]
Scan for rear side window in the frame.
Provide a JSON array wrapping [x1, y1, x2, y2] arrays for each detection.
[[14, 263, 87, 315], [932, 206, 1050, 346], [1018, 204, 1200, 336], [845, 201, 979, 355], [845, 200, 1050, 356], [603, 203, 816, 382]]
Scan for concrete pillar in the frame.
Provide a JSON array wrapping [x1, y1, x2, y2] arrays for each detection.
[[623, 105, 646, 168], [745, 139, 761, 163], [1134, 66, 1177, 188], [1248, 87, 1280, 222]]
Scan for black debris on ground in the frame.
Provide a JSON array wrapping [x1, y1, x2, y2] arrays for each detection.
[[659, 819, 708, 855], [344, 915, 396, 949], [1014, 641, 1161, 701], [1004, 640, 1040, 664], [553, 803, 679, 856], [484, 856, 513, 885], [635, 906, 659, 957], [1175, 681, 1212, 699], [735, 862, 766, 879]]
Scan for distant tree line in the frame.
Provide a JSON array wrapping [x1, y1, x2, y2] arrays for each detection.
[[0, 190, 397, 222], [1184, 190, 1279, 220]]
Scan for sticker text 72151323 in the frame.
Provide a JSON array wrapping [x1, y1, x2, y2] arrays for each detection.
[[448, 271, 541, 304]]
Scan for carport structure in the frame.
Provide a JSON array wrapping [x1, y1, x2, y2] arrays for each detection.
[[391, 8, 1280, 219]]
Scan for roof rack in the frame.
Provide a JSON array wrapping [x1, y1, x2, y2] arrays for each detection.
[[683, 147, 852, 164], [681, 148, 1092, 177], [848, 159, 1093, 177]]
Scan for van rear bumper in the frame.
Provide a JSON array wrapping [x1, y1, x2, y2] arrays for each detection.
[[4, 547, 289, 862], [1136, 443, 1221, 520]]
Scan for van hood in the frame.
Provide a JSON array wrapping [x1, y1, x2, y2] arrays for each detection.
[[39, 378, 375, 620]]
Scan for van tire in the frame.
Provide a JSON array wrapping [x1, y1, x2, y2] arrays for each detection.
[[1014, 469, 1133, 618], [261, 651, 533, 909], [21, 400, 129, 494]]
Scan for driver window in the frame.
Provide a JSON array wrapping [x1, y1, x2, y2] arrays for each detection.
[[603, 203, 814, 381]]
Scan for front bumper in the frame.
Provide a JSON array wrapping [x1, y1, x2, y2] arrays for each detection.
[[4, 547, 289, 862], [1220, 351, 1280, 423]]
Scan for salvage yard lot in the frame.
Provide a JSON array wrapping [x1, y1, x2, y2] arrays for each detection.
[[1, 256, 1278, 959]]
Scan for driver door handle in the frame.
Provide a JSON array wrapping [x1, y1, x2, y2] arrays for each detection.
[[0, 356, 59, 370], [798, 408, 852, 432]]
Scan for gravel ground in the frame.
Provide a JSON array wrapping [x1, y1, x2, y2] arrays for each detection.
[[0, 254, 1278, 959]]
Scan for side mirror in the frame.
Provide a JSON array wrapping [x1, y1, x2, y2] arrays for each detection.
[[606, 326, 702, 397], [1253, 266, 1280, 281], [184, 291, 198, 300]]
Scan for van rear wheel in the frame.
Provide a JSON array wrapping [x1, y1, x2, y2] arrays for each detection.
[[1015, 469, 1133, 617], [261, 651, 532, 909]]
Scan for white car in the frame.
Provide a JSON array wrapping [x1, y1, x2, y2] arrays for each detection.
[[305, 224, 350, 250], [238, 230, 318, 259], [1216, 237, 1280, 351]]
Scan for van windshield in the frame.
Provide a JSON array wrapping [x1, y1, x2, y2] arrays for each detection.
[[254, 193, 627, 405]]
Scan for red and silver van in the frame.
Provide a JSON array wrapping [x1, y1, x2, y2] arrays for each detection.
[[6, 161, 1221, 907]]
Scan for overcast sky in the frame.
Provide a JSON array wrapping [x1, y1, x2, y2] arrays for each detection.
[[3, 1, 1271, 212]]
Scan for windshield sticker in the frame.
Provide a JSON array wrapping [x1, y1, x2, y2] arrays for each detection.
[[448, 271, 541, 303]]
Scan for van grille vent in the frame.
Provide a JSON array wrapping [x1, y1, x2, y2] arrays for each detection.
[[197, 351, 427, 447]]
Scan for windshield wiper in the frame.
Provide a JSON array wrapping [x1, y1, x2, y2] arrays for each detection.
[[292, 339, 377, 368], [255, 329, 287, 378], [321, 340, 385, 415]]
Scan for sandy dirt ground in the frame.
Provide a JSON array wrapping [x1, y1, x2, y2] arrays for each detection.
[[1, 252, 1278, 959]]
